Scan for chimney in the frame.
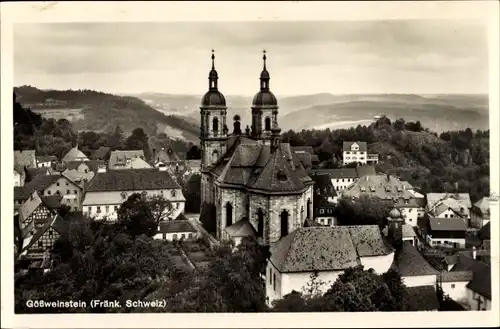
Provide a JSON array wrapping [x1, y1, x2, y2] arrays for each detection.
[[472, 246, 476, 260], [152, 148, 156, 162]]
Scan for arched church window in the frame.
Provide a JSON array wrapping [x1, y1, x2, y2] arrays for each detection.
[[301, 206, 304, 221], [280, 210, 289, 238], [212, 117, 219, 132], [257, 208, 264, 238], [265, 117, 271, 131], [226, 202, 233, 227]]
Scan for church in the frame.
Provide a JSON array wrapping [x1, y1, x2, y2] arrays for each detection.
[[199, 50, 314, 245]]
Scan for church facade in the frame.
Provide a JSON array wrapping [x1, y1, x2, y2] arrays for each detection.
[[199, 50, 314, 245]]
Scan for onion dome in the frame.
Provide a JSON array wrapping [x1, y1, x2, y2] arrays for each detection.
[[389, 208, 401, 219], [201, 49, 226, 107], [252, 50, 278, 107]]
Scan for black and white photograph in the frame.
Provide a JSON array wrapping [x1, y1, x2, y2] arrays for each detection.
[[1, 1, 499, 327]]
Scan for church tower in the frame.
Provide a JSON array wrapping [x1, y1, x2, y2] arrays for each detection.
[[200, 50, 228, 204], [251, 50, 279, 145]]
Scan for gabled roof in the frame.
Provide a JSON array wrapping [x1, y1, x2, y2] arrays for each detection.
[[224, 219, 256, 237], [472, 197, 490, 217], [392, 241, 438, 277], [65, 160, 104, 172], [14, 186, 32, 201], [36, 155, 57, 162], [429, 217, 467, 232], [402, 224, 417, 238], [91, 146, 111, 160], [343, 174, 416, 201], [294, 152, 312, 170], [343, 141, 367, 152], [25, 173, 80, 192], [18, 191, 44, 223], [426, 193, 472, 210], [158, 220, 197, 234], [108, 150, 145, 168], [451, 254, 491, 299], [21, 214, 66, 253], [270, 225, 393, 273], [155, 148, 180, 163], [14, 150, 36, 168], [311, 174, 335, 191], [406, 286, 440, 311], [26, 167, 50, 181], [440, 270, 474, 282], [40, 195, 63, 210], [86, 168, 180, 192], [62, 147, 89, 162]]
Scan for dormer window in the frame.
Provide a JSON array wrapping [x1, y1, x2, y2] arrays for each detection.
[[171, 190, 176, 198], [277, 170, 287, 181]]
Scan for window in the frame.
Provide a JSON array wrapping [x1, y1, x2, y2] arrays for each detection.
[[171, 190, 176, 197], [451, 284, 455, 288], [56, 190, 60, 195], [88, 207, 92, 213], [74, 190, 77, 194], [176, 203, 179, 209], [173, 234, 178, 240], [212, 117, 219, 132], [280, 210, 289, 238], [96, 206, 101, 213], [328, 218, 332, 226], [47, 190, 51, 195], [320, 209, 324, 214], [67, 190, 70, 194], [38, 242, 43, 248], [181, 234, 185, 239], [105, 206, 109, 213], [56, 182, 60, 186], [188, 233, 193, 239], [84, 169, 88, 173], [265, 117, 271, 131], [49, 231, 53, 236], [226, 203, 233, 227], [269, 268, 272, 284], [66, 182, 69, 186], [445, 214, 448, 218], [273, 273, 276, 291]]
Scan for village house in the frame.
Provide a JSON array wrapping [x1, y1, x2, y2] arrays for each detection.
[[290, 146, 320, 170], [62, 160, 104, 188], [108, 150, 150, 170], [20, 213, 67, 259], [14, 149, 37, 169], [447, 252, 491, 310], [153, 147, 186, 172], [82, 168, 185, 221], [426, 193, 472, 226], [470, 197, 490, 229], [421, 217, 467, 248], [36, 155, 57, 168], [62, 146, 89, 162], [91, 146, 111, 161], [439, 270, 474, 308], [14, 165, 25, 187], [24, 173, 83, 212], [314, 199, 337, 227], [154, 218, 199, 241], [312, 165, 377, 192], [223, 218, 257, 246], [266, 225, 394, 306], [342, 174, 425, 227], [342, 141, 368, 166], [25, 167, 52, 185], [14, 186, 32, 213]]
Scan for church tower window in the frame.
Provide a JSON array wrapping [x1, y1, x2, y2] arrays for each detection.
[[257, 208, 264, 238], [212, 150, 219, 164], [280, 210, 289, 238], [213, 117, 219, 133], [306, 198, 311, 219], [265, 117, 271, 131], [226, 202, 233, 227]]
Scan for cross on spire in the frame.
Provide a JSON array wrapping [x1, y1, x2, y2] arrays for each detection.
[[211, 49, 215, 69], [263, 49, 267, 69]]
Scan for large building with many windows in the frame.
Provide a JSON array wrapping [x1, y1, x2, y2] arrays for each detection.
[[199, 51, 315, 245]]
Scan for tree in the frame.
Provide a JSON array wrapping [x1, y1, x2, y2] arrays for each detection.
[[147, 194, 174, 223], [334, 195, 390, 228], [109, 125, 125, 150], [183, 174, 201, 213], [186, 145, 202, 160], [125, 128, 151, 160], [393, 118, 406, 131], [117, 193, 157, 237]]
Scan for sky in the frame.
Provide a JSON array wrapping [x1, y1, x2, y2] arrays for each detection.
[[13, 20, 489, 96]]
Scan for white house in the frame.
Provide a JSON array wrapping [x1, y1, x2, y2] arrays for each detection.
[[470, 197, 490, 229], [36, 155, 57, 168], [312, 165, 376, 193], [439, 270, 474, 308], [391, 241, 439, 287], [447, 252, 491, 310], [82, 168, 186, 221], [423, 217, 467, 248], [108, 150, 147, 170], [426, 193, 472, 226], [153, 219, 199, 241], [342, 141, 368, 166], [266, 225, 394, 306]]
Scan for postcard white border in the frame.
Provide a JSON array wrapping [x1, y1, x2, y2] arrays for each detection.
[[1, 1, 499, 328]]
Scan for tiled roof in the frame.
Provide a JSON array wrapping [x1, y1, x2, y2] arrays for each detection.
[[154, 148, 180, 163], [62, 147, 89, 162], [14, 186, 32, 201], [36, 155, 57, 162], [402, 224, 417, 238], [343, 141, 367, 152], [158, 220, 197, 234], [270, 225, 393, 273], [224, 219, 256, 237], [294, 152, 312, 170], [406, 286, 440, 311], [21, 214, 64, 253], [478, 222, 490, 240], [40, 195, 63, 210], [18, 191, 43, 223], [440, 270, 473, 282], [472, 197, 490, 217], [65, 160, 104, 172], [91, 147, 111, 160], [26, 167, 50, 181], [343, 174, 416, 202], [311, 174, 334, 191], [429, 217, 467, 232], [86, 168, 180, 192], [303, 218, 321, 227], [426, 193, 472, 210], [212, 138, 311, 194], [108, 150, 145, 168], [430, 198, 467, 217], [25, 174, 59, 192], [356, 165, 376, 178], [14, 150, 36, 168], [313, 168, 358, 178], [14, 164, 25, 174], [392, 241, 439, 277], [451, 254, 491, 299], [310, 155, 319, 163]]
